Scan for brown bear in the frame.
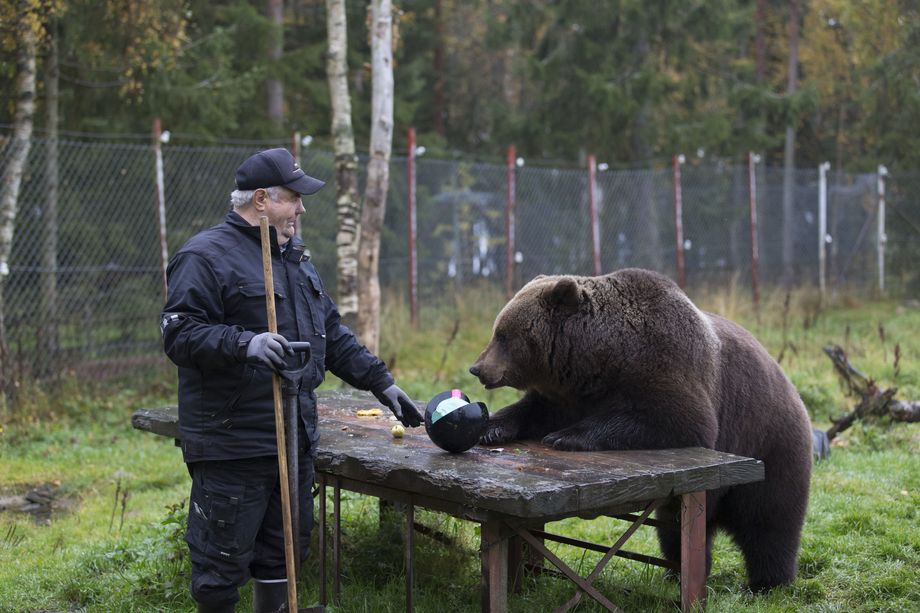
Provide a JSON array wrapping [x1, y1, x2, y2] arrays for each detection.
[[469, 268, 812, 592]]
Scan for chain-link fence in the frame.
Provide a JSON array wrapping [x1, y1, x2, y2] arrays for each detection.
[[2, 131, 918, 383]]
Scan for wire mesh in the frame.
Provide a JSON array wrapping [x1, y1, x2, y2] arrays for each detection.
[[1, 131, 917, 382]]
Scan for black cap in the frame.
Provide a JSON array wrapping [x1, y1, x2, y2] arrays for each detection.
[[235, 148, 326, 195]]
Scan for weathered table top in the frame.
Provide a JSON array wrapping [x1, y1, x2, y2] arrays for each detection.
[[132, 390, 764, 521]]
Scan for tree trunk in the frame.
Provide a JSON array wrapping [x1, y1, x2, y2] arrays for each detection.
[[432, 0, 446, 137], [781, 0, 800, 286], [632, 27, 661, 272], [266, 0, 284, 129], [755, 0, 767, 82], [0, 1, 38, 405], [38, 16, 60, 378], [357, 0, 394, 354], [326, 0, 360, 329]]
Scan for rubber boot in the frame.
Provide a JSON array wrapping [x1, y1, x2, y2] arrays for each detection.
[[252, 579, 288, 613]]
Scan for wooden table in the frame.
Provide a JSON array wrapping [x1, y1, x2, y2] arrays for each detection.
[[132, 391, 764, 612]]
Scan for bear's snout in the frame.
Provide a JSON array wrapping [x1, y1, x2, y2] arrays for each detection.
[[469, 360, 505, 389]]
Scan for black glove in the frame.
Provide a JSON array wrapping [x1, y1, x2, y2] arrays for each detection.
[[374, 384, 423, 428], [244, 332, 292, 372]]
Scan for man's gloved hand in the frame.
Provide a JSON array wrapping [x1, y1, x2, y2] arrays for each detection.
[[245, 332, 292, 372], [374, 384, 423, 428]]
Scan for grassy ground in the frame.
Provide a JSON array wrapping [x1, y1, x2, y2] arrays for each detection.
[[1, 284, 918, 612]]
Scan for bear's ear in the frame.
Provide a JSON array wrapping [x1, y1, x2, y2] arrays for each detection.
[[543, 278, 580, 313]]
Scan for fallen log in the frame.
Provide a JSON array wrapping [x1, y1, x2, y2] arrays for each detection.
[[822, 344, 920, 443]]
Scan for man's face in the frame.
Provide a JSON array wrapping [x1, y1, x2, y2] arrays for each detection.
[[263, 187, 305, 245]]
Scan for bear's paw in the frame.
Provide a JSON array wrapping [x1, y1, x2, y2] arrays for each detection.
[[480, 418, 520, 445], [542, 428, 605, 452]]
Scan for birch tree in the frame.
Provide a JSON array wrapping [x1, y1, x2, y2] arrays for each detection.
[[326, 0, 360, 329], [266, 0, 284, 128], [38, 14, 60, 378], [0, 0, 42, 403], [357, 0, 394, 353]]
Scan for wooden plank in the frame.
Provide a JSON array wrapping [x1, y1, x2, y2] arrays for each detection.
[[131, 406, 179, 439]]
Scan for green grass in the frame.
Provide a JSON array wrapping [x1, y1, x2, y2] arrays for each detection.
[[1, 286, 918, 612]]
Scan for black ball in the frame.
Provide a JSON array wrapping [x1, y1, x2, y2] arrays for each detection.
[[424, 390, 489, 453]]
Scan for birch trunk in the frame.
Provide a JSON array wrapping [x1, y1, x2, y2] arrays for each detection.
[[266, 0, 284, 128], [357, 0, 394, 354], [0, 1, 38, 404], [39, 16, 60, 378], [326, 0, 360, 329]]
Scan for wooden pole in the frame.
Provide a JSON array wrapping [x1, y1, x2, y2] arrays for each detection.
[[407, 127, 418, 326], [672, 154, 685, 289], [748, 152, 760, 310], [259, 216, 298, 611]]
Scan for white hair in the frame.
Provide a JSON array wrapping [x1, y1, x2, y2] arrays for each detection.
[[230, 186, 284, 209]]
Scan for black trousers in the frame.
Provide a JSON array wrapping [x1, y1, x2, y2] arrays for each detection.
[[185, 452, 315, 607]]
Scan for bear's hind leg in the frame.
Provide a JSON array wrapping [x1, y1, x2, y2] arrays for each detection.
[[720, 464, 808, 592], [730, 523, 800, 591], [720, 486, 804, 591]]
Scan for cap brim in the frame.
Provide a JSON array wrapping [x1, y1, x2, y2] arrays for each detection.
[[285, 174, 326, 195]]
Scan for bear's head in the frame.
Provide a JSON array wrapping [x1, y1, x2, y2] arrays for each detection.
[[469, 269, 719, 400], [469, 275, 583, 394]]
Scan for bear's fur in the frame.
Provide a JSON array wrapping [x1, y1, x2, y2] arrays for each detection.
[[469, 268, 812, 591]]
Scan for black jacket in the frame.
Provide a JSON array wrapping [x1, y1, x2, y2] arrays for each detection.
[[161, 211, 393, 462]]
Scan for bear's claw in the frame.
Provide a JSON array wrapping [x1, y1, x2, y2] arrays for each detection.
[[480, 420, 518, 445], [543, 430, 602, 451]]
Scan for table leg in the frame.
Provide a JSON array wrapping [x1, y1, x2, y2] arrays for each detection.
[[480, 521, 508, 613], [406, 501, 414, 613], [507, 523, 544, 593], [319, 476, 326, 606], [680, 491, 707, 612], [333, 478, 342, 605]]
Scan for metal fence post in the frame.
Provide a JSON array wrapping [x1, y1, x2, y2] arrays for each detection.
[[877, 164, 888, 293], [587, 154, 601, 276], [505, 144, 516, 298], [672, 154, 686, 289], [748, 152, 760, 310], [153, 118, 168, 302], [407, 127, 418, 326], [818, 161, 830, 299]]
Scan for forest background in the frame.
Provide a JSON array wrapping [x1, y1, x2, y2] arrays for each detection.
[[3, 0, 919, 171]]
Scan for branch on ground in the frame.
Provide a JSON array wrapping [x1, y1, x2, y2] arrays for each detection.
[[822, 344, 920, 441]]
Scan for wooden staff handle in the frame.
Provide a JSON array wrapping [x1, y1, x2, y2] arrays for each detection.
[[259, 216, 298, 610]]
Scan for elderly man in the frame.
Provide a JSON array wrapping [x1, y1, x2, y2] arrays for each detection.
[[161, 148, 422, 612]]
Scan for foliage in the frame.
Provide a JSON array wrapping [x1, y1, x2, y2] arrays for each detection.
[[1, 0, 917, 169], [1, 289, 918, 611]]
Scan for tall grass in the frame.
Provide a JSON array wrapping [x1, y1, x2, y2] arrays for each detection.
[[1, 283, 918, 612]]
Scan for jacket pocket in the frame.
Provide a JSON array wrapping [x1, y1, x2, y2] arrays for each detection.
[[298, 276, 326, 337], [233, 282, 286, 331]]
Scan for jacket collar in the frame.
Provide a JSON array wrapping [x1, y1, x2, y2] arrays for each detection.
[[225, 210, 308, 261]]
